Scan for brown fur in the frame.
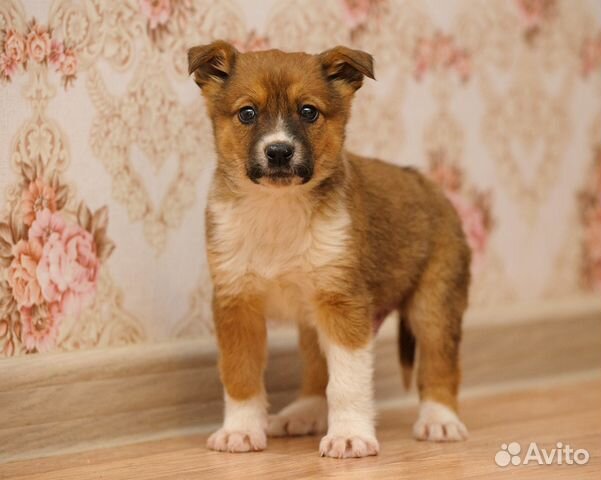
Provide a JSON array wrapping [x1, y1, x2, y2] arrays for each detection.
[[212, 294, 267, 400], [298, 323, 328, 397], [190, 42, 470, 413]]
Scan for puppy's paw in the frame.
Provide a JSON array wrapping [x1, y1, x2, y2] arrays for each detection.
[[413, 400, 468, 442], [207, 427, 267, 453], [268, 395, 328, 437], [319, 434, 380, 459]]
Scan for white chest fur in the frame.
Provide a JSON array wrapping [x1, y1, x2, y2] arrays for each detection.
[[208, 189, 351, 321]]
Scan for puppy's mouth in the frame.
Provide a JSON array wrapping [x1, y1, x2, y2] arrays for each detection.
[[248, 164, 313, 186]]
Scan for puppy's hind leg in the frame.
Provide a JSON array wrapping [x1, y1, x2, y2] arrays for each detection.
[[405, 250, 469, 442], [268, 323, 328, 437]]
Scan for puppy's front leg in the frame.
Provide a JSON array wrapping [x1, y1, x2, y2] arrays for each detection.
[[207, 295, 268, 453], [315, 293, 379, 459]]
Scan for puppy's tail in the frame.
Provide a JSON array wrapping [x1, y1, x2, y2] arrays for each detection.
[[398, 313, 416, 390]]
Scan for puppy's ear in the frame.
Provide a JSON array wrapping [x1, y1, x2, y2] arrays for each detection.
[[318, 46, 375, 92], [188, 41, 238, 89]]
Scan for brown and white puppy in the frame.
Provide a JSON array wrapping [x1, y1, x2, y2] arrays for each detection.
[[188, 41, 470, 459]]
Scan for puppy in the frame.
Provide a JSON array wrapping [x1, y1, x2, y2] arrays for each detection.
[[188, 41, 470, 459]]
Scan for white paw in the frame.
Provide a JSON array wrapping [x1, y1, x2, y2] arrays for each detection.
[[209, 393, 267, 452], [207, 427, 267, 453], [413, 400, 468, 442], [268, 396, 328, 437], [319, 434, 380, 458]]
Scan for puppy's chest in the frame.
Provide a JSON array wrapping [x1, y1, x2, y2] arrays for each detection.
[[208, 196, 350, 302]]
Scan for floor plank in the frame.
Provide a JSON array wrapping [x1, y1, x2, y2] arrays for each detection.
[[2, 378, 600, 480]]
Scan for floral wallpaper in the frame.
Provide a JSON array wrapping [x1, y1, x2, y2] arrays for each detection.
[[580, 142, 601, 292], [0, 0, 600, 357]]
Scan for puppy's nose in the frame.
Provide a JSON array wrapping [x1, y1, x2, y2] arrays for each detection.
[[265, 142, 294, 167]]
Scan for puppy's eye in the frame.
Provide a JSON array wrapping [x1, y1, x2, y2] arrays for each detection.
[[299, 105, 319, 122], [238, 106, 257, 124]]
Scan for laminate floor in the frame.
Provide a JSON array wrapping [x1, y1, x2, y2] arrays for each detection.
[[2, 378, 600, 480]]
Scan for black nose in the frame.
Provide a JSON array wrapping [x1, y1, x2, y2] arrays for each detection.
[[265, 142, 294, 167]]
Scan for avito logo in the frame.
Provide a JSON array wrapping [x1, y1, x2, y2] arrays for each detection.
[[495, 441, 590, 467]]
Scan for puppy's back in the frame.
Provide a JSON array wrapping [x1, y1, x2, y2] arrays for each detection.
[[344, 152, 469, 306]]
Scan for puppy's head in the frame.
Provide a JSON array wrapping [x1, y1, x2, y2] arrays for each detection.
[[188, 41, 374, 189]]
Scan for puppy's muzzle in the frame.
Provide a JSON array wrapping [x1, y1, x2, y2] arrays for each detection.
[[265, 142, 294, 168], [248, 140, 313, 184]]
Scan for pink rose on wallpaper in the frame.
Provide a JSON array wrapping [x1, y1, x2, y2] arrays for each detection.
[[584, 214, 601, 260], [8, 239, 44, 308], [48, 39, 65, 69], [433, 34, 454, 67], [59, 48, 78, 77], [430, 161, 462, 192], [232, 32, 269, 53], [460, 203, 488, 257], [579, 150, 601, 293], [414, 33, 471, 82], [37, 224, 99, 315], [446, 191, 489, 261], [414, 38, 433, 81], [4, 29, 26, 64], [592, 262, 601, 292], [21, 179, 58, 226], [581, 34, 601, 78], [20, 303, 62, 353], [26, 23, 51, 63], [514, 0, 554, 30], [453, 51, 471, 83], [28, 208, 66, 243], [339, 0, 372, 30], [0, 51, 18, 79], [140, 0, 172, 29]]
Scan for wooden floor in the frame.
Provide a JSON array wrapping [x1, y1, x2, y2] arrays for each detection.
[[2, 378, 600, 480]]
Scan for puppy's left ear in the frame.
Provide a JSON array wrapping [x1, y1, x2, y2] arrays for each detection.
[[188, 40, 238, 89], [318, 46, 375, 92]]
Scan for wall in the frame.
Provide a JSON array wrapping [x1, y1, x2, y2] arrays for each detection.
[[0, 0, 600, 358]]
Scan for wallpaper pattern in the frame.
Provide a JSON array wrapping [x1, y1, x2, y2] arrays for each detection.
[[0, 0, 600, 356]]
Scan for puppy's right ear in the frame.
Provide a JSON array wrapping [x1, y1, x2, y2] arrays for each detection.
[[188, 41, 238, 89]]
